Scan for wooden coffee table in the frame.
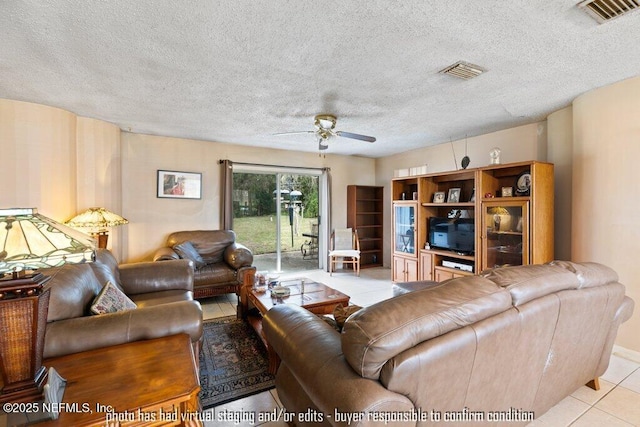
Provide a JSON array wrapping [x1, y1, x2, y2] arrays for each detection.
[[246, 278, 349, 373]]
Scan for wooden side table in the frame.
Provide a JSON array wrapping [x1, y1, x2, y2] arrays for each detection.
[[37, 334, 201, 426]]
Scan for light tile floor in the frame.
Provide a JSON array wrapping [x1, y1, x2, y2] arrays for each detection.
[[200, 268, 640, 427]]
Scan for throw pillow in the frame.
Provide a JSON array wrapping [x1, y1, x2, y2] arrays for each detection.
[[334, 303, 362, 331], [321, 315, 340, 331], [172, 241, 206, 268], [90, 281, 137, 315]]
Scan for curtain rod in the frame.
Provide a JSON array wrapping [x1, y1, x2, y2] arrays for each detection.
[[219, 159, 329, 172]]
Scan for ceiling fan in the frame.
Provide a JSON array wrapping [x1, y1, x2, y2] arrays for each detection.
[[274, 114, 376, 151]]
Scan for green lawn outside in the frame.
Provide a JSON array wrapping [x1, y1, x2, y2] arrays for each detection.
[[233, 215, 318, 255]]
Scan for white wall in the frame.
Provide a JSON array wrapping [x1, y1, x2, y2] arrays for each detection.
[[121, 132, 376, 261], [0, 98, 376, 263], [75, 117, 123, 259], [375, 122, 549, 267], [571, 75, 640, 352], [546, 107, 573, 261], [0, 99, 78, 221]]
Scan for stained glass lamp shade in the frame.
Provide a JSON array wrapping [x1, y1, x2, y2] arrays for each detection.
[[65, 207, 128, 249], [0, 208, 95, 403], [0, 208, 95, 276]]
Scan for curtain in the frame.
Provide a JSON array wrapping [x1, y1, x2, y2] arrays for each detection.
[[319, 168, 331, 271], [220, 159, 233, 230]]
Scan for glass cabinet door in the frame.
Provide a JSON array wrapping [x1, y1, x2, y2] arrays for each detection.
[[393, 202, 416, 256], [482, 201, 529, 269]]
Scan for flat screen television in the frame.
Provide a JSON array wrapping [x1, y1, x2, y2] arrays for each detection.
[[428, 217, 475, 254]]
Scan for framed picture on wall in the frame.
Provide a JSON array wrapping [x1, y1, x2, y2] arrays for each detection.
[[157, 170, 202, 199]]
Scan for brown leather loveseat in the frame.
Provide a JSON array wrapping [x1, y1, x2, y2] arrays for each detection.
[[154, 230, 256, 305], [264, 261, 634, 426], [43, 249, 203, 360]]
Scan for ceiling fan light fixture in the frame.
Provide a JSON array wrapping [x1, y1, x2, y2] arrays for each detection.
[[314, 114, 337, 130], [276, 114, 376, 152], [318, 137, 329, 151]]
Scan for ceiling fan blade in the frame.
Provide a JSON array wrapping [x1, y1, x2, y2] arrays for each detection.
[[272, 131, 315, 136], [335, 131, 376, 143]]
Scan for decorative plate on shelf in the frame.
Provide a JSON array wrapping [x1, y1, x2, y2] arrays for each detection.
[[515, 171, 531, 196]]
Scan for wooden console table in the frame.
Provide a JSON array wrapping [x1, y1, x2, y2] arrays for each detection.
[[37, 334, 201, 427]]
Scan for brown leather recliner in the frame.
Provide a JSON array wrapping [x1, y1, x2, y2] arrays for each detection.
[[154, 230, 256, 307], [43, 249, 203, 360], [263, 261, 634, 426]]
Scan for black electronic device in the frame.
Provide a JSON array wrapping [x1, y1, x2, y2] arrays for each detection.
[[428, 217, 475, 254]]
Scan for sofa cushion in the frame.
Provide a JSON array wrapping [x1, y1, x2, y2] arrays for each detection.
[[46, 263, 103, 321], [129, 290, 193, 308], [482, 264, 580, 306], [549, 261, 619, 289], [90, 249, 124, 290], [90, 281, 137, 315], [341, 276, 512, 379], [172, 241, 206, 268]]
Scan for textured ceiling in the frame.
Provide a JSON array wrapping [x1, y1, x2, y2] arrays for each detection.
[[2, 1, 640, 158]]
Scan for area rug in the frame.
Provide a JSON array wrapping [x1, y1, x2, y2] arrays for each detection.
[[198, 315, 275, 409]]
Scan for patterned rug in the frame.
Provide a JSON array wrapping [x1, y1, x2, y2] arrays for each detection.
[[198, 315, 275, 409]]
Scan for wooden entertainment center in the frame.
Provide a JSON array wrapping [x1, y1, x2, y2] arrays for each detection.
[[392, 161, 554, 282]]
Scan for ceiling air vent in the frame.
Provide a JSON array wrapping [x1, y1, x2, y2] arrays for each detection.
[[440, 61, 486, 80], [578, 0, 639, 23]]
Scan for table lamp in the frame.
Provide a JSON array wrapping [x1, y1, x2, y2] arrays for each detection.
[[0, 208, 95, 403], [65, 207, 128, 249], [488, 206, 510, 232]]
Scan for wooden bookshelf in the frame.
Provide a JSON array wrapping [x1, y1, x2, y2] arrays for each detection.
[[347, 185, 384, 268]]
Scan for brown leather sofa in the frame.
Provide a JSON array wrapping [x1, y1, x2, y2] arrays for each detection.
[[154, 230, 256, 305], [43, 249, 203, 360], [263, 261, 634, 426]]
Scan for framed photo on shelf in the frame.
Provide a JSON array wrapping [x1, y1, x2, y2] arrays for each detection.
[[433, 191, 446, 203], [501, 186, 513, 197], [447, 188, 461, 203], [157, 170, 202, 199]]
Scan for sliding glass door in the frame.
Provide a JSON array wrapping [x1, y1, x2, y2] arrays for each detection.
[[231, 167, 322, 273]]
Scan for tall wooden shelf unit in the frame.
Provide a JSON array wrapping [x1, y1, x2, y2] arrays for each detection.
[[347, 185, 384, 268], [391, 161, 554, 282]]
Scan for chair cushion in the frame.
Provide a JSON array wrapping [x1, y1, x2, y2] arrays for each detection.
[[329, 249, 360, 258], [193, 262, 237, 286], [167, 230, 236, 264], [173, 241, 206, 268], [90, 281, 137, 315]]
